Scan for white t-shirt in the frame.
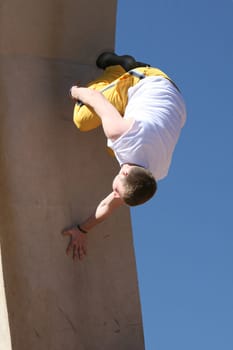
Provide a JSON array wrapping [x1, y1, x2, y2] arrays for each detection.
[[107, 76, 187, 180]]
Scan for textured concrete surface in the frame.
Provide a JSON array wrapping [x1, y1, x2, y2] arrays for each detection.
[[0, 1, 145, 349]]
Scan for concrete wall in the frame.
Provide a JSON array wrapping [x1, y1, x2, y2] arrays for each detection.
[[0, 1, 145, 349]]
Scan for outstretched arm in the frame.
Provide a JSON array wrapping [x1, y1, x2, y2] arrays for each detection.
[[62, 192, 124, 261], [70, 86, 134, 140]]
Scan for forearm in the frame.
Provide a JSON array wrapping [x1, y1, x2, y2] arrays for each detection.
[[72, 87, 103, 108], [72, 87, 119, 121], [70, 86, 132, 140], [78, 192, 123, 232]]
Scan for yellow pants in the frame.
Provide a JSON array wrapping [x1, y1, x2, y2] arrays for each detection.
[[73, 65, 172, 132]]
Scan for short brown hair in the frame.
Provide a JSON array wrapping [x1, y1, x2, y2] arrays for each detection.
[[122, 166, 157, 206]]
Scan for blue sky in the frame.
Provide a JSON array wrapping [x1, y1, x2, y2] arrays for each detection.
[[116, 1, 233, 349]]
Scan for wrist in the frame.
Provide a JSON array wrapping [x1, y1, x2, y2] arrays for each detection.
[[77, 224, 88, 234]]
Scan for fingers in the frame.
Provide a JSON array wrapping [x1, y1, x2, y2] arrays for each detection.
[[69, 86, 75, 100], [82, 244, 87, 256], [69, 87, 73, 99], [73, 246, 86, 261], [63, 228, 87, 262], [62, 228, 72, 237], [69, 86, 79, 100], [73, 244, 79, 261], [65, 237, 73, 256]]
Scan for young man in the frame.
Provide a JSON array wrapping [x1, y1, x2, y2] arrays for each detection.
[[63, 52, 186, 261]]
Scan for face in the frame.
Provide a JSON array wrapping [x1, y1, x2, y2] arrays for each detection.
[[112, 164, 131, 199], [112, 173, 126, 199]]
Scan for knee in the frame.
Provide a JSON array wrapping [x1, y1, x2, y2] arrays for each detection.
[[73, 105, 101, 132]]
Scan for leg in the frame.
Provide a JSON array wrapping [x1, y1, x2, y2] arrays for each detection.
[[73, 65, 126, 131], [73, 87, 134, 141]]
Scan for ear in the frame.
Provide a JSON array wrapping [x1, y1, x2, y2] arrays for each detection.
[[113, 190, 121, 198], [112, 192, 125, 206]]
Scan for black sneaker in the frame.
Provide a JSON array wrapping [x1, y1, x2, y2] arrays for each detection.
[[134, 61, 151, 68], [96, 52, 138, 71]]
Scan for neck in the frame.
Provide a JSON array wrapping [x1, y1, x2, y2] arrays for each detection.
[[121, 163, 144, 169]]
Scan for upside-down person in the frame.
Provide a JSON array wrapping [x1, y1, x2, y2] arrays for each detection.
[[63, 52, 186, 261]]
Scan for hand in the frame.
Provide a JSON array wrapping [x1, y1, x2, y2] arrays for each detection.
[[69, 85, 80, 100], [62, 226, 87, 261]]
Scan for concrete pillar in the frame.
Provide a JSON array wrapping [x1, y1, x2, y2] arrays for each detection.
[[0, 1, 145, 349]]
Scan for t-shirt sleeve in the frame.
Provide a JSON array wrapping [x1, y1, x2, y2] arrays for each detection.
[[107, 120, 141, 150], [107, 120, 148, 168]]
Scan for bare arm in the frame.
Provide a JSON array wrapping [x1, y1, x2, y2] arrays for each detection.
[[70, 86, 134, 140], [62, 192, 124, 261]]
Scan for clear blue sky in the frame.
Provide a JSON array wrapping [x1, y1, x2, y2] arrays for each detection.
[[116, 1, 233, 349]]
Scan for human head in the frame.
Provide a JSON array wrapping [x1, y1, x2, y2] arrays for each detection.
[[112, 164, 157, 206]]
